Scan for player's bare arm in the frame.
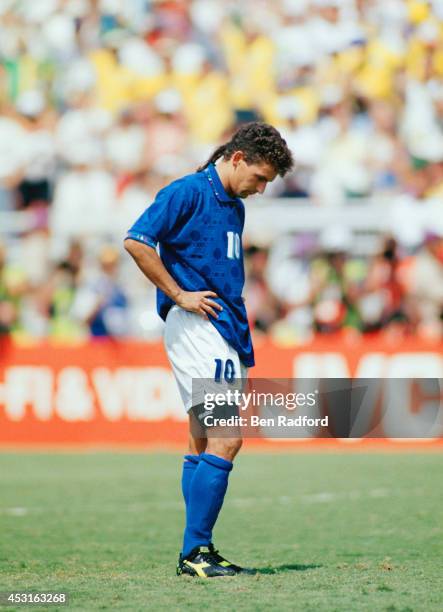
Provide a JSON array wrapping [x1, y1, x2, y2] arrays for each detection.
[[124, 238, 223, 319]]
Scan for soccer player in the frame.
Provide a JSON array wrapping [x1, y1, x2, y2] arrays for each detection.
[[124, 122, 293, 577]]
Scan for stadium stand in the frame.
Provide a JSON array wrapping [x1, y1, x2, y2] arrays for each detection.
[[0, 0, 442, 343]]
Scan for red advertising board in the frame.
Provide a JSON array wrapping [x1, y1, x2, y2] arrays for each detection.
[[0, 335, 442, 449]]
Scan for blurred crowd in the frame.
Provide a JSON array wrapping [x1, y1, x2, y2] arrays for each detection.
[[0, 0, 442, 343], [1, 230, 442, 343]]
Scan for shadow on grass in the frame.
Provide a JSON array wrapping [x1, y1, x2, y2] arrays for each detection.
[[255, 563, 322, 575]]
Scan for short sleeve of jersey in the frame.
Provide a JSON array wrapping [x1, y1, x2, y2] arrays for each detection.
[[125, 180, 191, 248]]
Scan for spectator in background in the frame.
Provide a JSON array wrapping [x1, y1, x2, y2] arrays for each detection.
[[424, 161, 443, 199], [243, 245, 282, 334], [356, 236, 407, 332], [0, 105, 27, 211], [144, 90, 188, 170], [406, 232, 443, 339], [71, 244, 129, 338], [0, 241, 27, 336], [55, 88, 112, 170], [114, 170, 154, 238], [310, 98, 372, 206], [105, 105, 149, 175], [367, 100, 409, 195], [36, 240, 85, 341], [310, 226, 362, 333], [50, 144, 116, 240], [13, 91, 56, 215]]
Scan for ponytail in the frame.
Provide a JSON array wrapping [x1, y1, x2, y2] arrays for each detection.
[[197, 144, 228, 172]]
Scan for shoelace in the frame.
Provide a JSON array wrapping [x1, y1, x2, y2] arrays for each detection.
[[208, 547, 229, 564], [208, 545, 221, 556], [198, 550, 220, 564]]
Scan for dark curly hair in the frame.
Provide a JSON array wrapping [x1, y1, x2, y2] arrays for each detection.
[[197, 122, 294, 176]]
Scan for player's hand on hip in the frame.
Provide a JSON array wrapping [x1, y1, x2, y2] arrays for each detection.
[[176, 290, 223, 319]]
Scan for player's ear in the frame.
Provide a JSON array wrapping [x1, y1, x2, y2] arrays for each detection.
[[231, 151, 245, 167]]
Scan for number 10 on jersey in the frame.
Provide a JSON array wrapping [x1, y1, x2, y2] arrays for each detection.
[[227, 232, 240, 259]]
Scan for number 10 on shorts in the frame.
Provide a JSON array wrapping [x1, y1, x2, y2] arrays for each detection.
[[214, 359, 235, 383]]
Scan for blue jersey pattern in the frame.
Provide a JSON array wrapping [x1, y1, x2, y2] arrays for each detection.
[[126, 163, 254, 367]]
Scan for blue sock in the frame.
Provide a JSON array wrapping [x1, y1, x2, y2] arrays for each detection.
[[181, 454, 200, 509], [182, 453, 233, 558]]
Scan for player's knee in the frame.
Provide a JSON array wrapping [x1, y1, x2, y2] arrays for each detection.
[[231, 437, 243, 454], [207, 436, 242, 461], [224, 437, 242, 457]]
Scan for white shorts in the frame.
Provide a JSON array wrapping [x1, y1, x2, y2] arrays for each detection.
[[164, 305, 247, 412]]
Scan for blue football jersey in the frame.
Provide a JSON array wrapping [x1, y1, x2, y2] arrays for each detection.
[[126, 163, 254, 367]]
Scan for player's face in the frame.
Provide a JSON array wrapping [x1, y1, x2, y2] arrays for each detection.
[[231, 154, 278, 198]]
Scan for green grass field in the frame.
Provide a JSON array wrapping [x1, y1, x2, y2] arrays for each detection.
[[0, 452, 442, 611]]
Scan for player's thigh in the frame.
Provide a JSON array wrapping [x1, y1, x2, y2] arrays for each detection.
[[164, 305, 245, 411]]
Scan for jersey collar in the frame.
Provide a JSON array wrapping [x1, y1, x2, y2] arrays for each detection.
[[204, 164, 241, 204]]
